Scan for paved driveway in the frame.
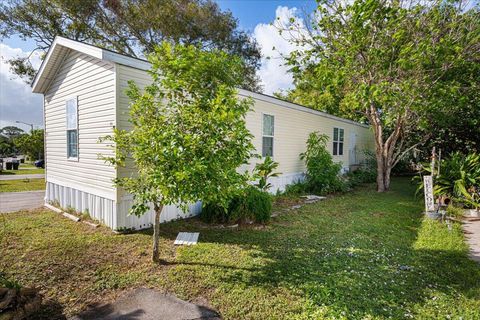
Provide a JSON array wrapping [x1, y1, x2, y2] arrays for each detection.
[[0, 174, 44, 181], [0, 191, 45, 213], [71, 288, 220, 320], [463, 217, 480, 263]]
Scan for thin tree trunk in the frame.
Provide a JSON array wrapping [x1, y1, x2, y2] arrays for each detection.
[[384, 165, 392, 191], [376, 151, 386, 192], [152, 203, 164, 263]]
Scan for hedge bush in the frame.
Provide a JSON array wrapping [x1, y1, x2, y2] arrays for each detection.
[[201, 186, 272, 224], [300, 132, 344, 194]]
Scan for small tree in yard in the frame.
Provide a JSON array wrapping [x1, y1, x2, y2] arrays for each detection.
[[102, 43, 255, 263]]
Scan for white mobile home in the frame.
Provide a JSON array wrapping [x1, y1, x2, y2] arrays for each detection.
[[32, 37, 374, 230]]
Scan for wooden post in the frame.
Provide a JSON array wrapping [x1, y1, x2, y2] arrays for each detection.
[[423, 175, 435, 213], [430, 147, 436, 178]]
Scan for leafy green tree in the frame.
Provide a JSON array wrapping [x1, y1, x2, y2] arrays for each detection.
[[0, 136, 14, 157], [0, 126, 24, 139], [0, 0, 261, 90], [281, 0, 479, 191], [102, 42, 255, 263], [13, 129, 44, 160]]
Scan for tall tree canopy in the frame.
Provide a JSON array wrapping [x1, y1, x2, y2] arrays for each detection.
[[0, 0, 262, 90], [281, 0, 479, 191]]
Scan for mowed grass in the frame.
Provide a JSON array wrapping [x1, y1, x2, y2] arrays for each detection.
[[1, 178, 479, 319], [0, 178, 45, 192], [0, 163, 45, 175]]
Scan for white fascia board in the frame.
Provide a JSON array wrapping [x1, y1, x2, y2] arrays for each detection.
[[102, 50, 151, 71], [237, 88, 369, 129], [32, 37, 104, 93], [32, 36, 150, 93]]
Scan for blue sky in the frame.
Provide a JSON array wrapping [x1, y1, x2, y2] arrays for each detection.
[[217, 0, 316, 31], [0, 1, 315, 129]]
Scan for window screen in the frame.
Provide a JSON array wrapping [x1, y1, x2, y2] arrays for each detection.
[[333, 128, 344, 156], [66, 97, 78, 159], [262, 114, 274, 157]]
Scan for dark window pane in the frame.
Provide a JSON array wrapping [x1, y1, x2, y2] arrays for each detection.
[[339, 142, 344, 155], [339, 129, 344, 141], [333, 142, 338, 155], [262, 137, 273, 157], [67, 130, 78, 158], [333, 128, 338, 141]]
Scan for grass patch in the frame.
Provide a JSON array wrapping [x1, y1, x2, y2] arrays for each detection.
[[0, 178, 45, 192], [0, 164, 45, 175], [0, 178, 479, 319]]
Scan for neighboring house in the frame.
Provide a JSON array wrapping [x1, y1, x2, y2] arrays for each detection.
[[32, 37, 374, 230]]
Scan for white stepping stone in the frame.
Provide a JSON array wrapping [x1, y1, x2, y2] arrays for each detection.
[[174, 232, 199, 246]]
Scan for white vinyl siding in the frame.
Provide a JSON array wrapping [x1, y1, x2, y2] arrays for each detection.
[[44, 50, 116, 199], [115, 64, 153, 198], [243, 94, 374, 174]]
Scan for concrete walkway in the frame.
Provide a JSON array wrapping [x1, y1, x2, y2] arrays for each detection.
[[0, 174, 44, 181], [0, 191, 45, 213], [462, 217, 480, 264], [71, 288, 220, 320]]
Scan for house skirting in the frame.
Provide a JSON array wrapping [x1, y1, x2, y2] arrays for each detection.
[[45, 172, 305, 230], [46, 181, 117, 228]]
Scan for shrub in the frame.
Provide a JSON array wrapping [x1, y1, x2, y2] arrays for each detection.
[[253, 156, 281, 191], [283, 180, 308, 196], [300, 132, 344, 194], [347, 167, 377, 187], [201, 186, 272, 224], [415, 152, 480, 210], [446, 205, 464, 218]]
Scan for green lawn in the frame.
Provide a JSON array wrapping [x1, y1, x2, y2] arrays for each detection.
[[1, 178, 479, 319], [0, 163, 45, 175], [0, 178, 46, 192]]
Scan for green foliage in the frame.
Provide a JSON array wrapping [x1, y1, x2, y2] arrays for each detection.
[[283, 180, 308, 196], [446, 205, 464, 218], [4, 180, 480, 319], [347, 150, 377, 186], [281, 0, 479, 191], [435, 153, 480, 210], [253, 156, 281, 191], [0, 0, 261, 90], [0, 126, 24, 157], [415, 152, 480, 209], [0, 126, 24, 138], [0, 272, 21, 290], [300, 132, 343, 194], [13, 129, 44, 160], [102, 42, 255, 217], [201, 186, 272, 224]]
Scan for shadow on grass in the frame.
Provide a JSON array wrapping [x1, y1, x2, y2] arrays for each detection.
[[151, 178, 480, 318]]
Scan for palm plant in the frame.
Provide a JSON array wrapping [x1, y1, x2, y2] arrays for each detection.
[[416, 152, 480, 210], [435, 152, 480, 210], [253, 156, 281, 191]]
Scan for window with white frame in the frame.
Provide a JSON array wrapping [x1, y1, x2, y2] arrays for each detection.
[[66, 97, 78, 159], [333, 127, 344, 156], [262, 114, 274, 157]]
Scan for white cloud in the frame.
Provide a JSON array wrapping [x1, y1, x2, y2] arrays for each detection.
[[253, 6, 307, 95], [0, 43, 43, 131]]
